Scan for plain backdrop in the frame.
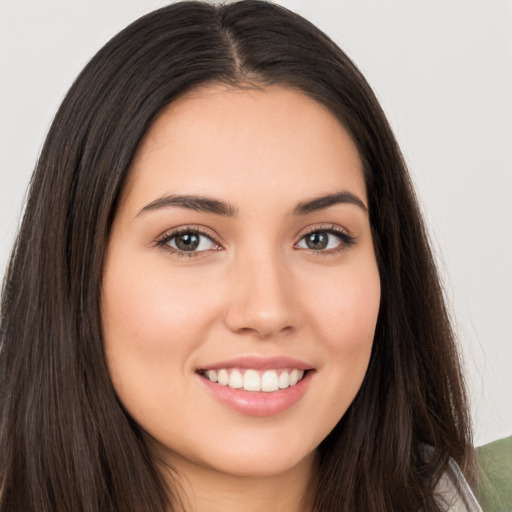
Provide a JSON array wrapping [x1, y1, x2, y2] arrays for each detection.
[[1, 0, 511, 446]]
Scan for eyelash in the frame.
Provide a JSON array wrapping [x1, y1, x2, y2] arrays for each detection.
[[155, 224, 356, 258], [155, 227, 220, 258], [297, 224, 356, 256]]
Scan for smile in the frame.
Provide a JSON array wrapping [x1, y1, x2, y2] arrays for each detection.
[[200, 368, 306, 392], [196, 357, 315, 416]]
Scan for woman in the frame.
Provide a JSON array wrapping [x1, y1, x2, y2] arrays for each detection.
[[0, 1, 481, 510]]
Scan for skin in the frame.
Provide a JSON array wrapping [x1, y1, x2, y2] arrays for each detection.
[[102, 84, 381, 512]]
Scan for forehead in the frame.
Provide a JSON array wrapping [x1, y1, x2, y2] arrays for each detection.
[[123, 84, 366, 213]]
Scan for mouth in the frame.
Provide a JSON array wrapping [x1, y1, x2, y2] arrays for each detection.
[[197, 367, 310, 392], [196, 357, 315, 416]]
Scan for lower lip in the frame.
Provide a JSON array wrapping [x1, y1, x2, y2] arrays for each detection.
[[198, 371, 313, 417]]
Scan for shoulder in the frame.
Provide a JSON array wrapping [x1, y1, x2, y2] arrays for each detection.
[[476, 435, 512, 510], [435, 457, 482, 512]]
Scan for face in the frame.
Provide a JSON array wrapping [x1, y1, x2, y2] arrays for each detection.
[[102, 85, 380, 481]]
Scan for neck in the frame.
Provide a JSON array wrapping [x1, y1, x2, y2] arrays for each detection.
[[161, 451, 319, 512]]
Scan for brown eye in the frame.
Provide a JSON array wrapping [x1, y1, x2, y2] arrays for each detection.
[[165, 231, 217, 252], [174, 233, 200, 251], [304, 232, 329, 250], [297, 229, 355, 252]]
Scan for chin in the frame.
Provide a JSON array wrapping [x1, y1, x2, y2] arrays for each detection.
[[204, 449, 317, 479], [153, 425, 319, 480]]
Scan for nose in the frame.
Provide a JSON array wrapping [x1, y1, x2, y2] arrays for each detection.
[[224, 250, 297, 338]]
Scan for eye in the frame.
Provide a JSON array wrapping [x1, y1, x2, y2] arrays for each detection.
[[296, 228, 355, 252], [157, 229, 220, 254]]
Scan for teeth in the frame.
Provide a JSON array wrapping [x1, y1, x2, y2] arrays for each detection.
[[243, 369, 261, 391], [203, 368, 306, 392], [217, 369, 229, 386], [289, 369, 300, 386], [278, 371, 289, 389], [228, 369, 243, 389], [261, 370, 279, 392]]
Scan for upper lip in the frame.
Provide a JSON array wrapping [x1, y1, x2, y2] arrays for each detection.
[[197, 355, 314, 371]]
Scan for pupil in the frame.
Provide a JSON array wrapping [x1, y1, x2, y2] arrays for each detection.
[[307, 232, 328, 250], [176, 233, 199, 251]]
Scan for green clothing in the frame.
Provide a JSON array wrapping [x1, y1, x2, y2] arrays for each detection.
[[476, 436, 512, 512]]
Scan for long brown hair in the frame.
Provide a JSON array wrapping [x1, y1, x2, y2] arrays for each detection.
[[0, 2, 474, 510]]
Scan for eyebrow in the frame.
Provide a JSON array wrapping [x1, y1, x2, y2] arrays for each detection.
[[137, 195, 238, 217], [292, 191, 368, 215], [136, 190, 367, 218]]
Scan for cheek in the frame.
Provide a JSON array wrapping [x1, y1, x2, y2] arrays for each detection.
[[100, 255, 222, 418], [102, 258, 219, 354], [302, 262, 380, 407], [306, 262, 380, 349]]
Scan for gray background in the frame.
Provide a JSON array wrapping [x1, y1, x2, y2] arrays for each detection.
[[1, 0, 511, 446]]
